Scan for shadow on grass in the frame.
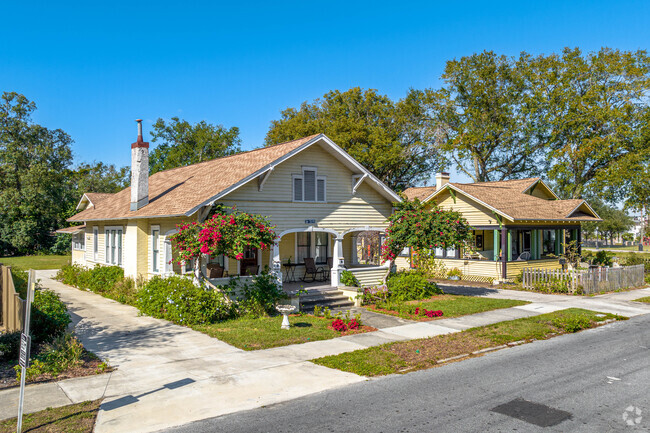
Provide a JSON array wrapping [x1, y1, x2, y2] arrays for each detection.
[[23, 405, 99, 432], [293, 322, 313, 328]]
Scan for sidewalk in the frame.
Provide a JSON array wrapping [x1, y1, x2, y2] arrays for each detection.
[[0, 271, 648, 433]]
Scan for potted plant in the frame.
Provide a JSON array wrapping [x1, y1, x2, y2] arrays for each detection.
[[447, 268, 462, 281]]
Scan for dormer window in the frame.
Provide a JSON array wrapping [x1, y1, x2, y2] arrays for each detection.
[[293, 167, 326, 202]]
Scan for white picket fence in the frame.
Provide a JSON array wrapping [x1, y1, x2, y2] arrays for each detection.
[[522, 264, 645, 294]]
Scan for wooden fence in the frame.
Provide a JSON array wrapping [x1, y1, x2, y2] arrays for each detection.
[[522, 264, 646, 294], [0, 265, 26, 332]]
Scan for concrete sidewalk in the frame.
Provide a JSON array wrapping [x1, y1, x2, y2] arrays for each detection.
[[0, 271, 647, 433]]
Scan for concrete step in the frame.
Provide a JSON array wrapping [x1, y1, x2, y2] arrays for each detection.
[[301, 299, 355, 312], [300, 290, 354, 311]]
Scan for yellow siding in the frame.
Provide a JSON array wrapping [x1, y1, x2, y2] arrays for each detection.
[[219, 143, 392, 234], [72, 249, 85, 265], [434, 190, 497, 226], [506, 259, 562, 279]]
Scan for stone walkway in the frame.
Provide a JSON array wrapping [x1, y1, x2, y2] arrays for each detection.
[[0, 271, 648, 433]]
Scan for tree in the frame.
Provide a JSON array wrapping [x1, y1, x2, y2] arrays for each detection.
[[0, 92, 73, 255], [414, 51, 550, 182], [265, 88, 440, 191], [583, 199, 633, 245], [381, 199, 473, 263], [149, 117, 241, 174], [541, 48, 650, 199]]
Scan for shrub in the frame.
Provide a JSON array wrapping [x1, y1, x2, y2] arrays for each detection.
[[340, 270, 360, 287], [360, 285, 389, 305], [0, 332, 21, 362], [331, 319, 347, 332], [136, 275, 234, 325], [592, 250, 613, 267], [31, 289, 71, 344], [386, 271, 442, 301], [56, 264, 139, 305], [447, 268, 462, 279], [238, 272, 287, 317], [9, 266, 29, 299], [49, 234, 72, 255], [16, 333, 85, 382]]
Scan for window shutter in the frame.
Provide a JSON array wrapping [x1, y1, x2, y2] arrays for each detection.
[[293, 177, 303, 201], [317, 178, 325, 202], [304, 170, 316, 201]]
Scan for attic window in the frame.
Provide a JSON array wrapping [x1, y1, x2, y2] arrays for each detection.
[[293, 167, 326, 202]]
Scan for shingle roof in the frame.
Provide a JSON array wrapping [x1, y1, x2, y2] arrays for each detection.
[[408, 177, 600, 222], [68, 134, 319, 222], [56, 224, 86, 234], [402, 186, 437, 202]]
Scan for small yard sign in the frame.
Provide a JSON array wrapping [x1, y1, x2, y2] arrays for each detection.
[[18, 333, 30, 368]]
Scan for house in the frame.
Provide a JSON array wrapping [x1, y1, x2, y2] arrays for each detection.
[[397, 173, 601, 282], [62, 122, 400, 289]]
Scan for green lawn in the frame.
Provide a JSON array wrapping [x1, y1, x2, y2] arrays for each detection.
[[0, 400, 100, 433], [313, 309, 625, 377], [634, 296, 650, 303], [192, 314, 371, 350], [366, 295, 529, 321], [0, 255, 71, 270]]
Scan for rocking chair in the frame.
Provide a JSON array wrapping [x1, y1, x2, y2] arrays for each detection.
[[301, 258, 325, 282]]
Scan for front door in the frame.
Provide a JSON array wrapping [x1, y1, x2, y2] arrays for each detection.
[[241, 246, 258, 275]]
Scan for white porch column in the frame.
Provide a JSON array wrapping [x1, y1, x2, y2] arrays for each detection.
[[271, 238, 282, 288], [351, 235, 358, 265], [331, 236, 345, 287]]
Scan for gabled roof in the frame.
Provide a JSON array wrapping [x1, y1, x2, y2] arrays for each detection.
[[55, 224, 86, 234], [404, 177, 601, 223], [402, 185, 437, 202], [68, 134, 401, 222], [76, 193, 116, 211]]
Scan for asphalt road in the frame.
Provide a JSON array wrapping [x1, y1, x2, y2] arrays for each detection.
[[164, 315, 650, 433]]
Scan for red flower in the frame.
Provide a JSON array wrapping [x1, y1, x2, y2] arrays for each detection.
[[332, 319, 347, 332]]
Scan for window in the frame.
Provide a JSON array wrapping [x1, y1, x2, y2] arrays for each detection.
[[296, 232, 311, 264], [292, 167, 326, 202], [93, 227, 98, 261], [542, 230, 556, 256], [314, 232, 329, 264], [104, 227, 123, 265], [152, 227, 160, 273], [73, 232, 85, 250]]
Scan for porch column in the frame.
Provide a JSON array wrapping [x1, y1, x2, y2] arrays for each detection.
[[501, 228, 507, 279], [493, 229, 500, 261], [507, 230, 513, 262], [271, 238, 282, 288], [331, 236, 344, 287], [577, 227, 582, 256], [531, 229, 537, 260], [351, 235, 358, 265]]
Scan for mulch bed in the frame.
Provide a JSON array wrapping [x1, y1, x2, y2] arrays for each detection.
[[0, 351, 112, 390], [364, 304, 444, 322]]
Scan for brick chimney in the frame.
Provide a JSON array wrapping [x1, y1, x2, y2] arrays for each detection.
[[130, 119, 149, 211], [436, 172, 450, 190]]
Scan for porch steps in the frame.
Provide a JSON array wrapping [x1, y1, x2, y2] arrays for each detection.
[[299, 289, 354, 312], [347, 267, 389, 288]]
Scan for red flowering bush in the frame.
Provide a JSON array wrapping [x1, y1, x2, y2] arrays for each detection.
[[169, 207, 276, 269], [381, 199, 472, 263], [414, 307, 443, 318], [348, 318, 360, 330], [331, 319, 347, 332]]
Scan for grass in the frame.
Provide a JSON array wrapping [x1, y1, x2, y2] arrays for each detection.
[[366, 295, 529, 321], [0, 400, 101, 433], [312, 308, 625, 377], [192, 314, 372, 350], [634, 296, 650, 303], [0, 255, 71, 270]]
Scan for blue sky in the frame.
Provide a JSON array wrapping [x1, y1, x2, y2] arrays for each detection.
[[2, 0, 649, 183]]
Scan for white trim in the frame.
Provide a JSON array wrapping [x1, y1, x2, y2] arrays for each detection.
[[427, 184, 515, 221], [341, 226, 387, 236], [104, 225, 124, 267], [151, 225, 161, 274], [352, 174, 367, 194], [185, 134, 401, 216], [72, 232, 86, 251], [93, 226, 98, 261], [258, 167, 274, 191], [292, 166, 327, 203]]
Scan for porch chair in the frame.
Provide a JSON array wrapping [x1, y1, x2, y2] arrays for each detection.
[[301, 258, 325, 283], [515, 251, 531, 261], [206, 264, 224, 278]]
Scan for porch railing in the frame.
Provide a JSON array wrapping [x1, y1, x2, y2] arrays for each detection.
[[522, 264, 645, 294]]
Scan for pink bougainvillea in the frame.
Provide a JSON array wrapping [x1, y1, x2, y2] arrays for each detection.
[[331, 319, 347, 332], [169, 207, 276, 269]]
